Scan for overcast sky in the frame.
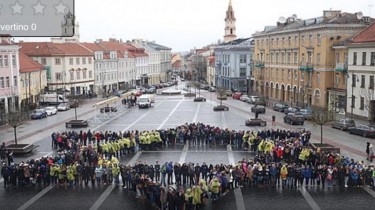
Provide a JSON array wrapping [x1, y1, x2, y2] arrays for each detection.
[[23, 0, 375, 52]]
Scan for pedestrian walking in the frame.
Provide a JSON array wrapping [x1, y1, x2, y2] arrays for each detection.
[[272, 115, 276, 127]]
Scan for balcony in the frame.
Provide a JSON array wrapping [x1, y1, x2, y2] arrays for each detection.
[[255, 62, 265, 68], [335, 63, 348, 73], [299, 62, 314, 72]]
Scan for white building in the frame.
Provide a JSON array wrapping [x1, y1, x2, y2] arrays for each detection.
[[347, 22, 375, 121], [214, 38, 254, 92]]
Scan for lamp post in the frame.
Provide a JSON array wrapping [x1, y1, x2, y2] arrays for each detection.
[[351, 73, 358, 119]]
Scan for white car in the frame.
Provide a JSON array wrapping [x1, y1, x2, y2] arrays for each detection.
[[240, 95, 250, 102], [45, 106, 57, 115], [57, 102, 70, 111]]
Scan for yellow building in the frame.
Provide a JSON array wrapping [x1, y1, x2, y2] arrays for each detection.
[[19, 53, 47, 109], [252, 10, 372, 109]]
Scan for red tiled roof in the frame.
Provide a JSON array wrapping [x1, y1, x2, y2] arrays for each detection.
[[80, 42, 106, 52], [123, 44, 148, 57], [19, 53, 44, 73], [352, 22, 375, 43], [172, 60, 181, 68], [18, 42, 93, 56]]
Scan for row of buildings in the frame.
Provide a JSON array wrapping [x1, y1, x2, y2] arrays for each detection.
[[179, 1, 375, 122], [0, 17, 172, 115]]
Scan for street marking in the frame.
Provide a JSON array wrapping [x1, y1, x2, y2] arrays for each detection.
[[363, 186, 375, 198], [17, 185, 54, 210], [179, 143, 189, 164], [192, 103, 201, 123], [222, 112, 228, 128], [89, 151, 142, 210], [227, 145, 245, 210], [157, 98, 184, 130], [298, 187, 321, 210]]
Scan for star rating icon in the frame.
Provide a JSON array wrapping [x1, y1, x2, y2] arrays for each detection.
[[55, 0, 67, 15], [33, 1, 46, 15], [11, 0, 24, 15]]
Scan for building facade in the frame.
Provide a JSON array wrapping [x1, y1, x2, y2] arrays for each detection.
[[0, 37, 20, 113], [347, 22, 375, 121], [214, 38, 253, 92], [253, 11, 372, 109]]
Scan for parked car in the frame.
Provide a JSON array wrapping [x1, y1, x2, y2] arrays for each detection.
[[251, 105, 266, 114], [240, 95, 250, 102], [232, 92, 243, 100], [57, 102, 70, 111], [348, 125, 375, 138], [246, 96, 259, 104], [209, 87, 216, 92], [331, 118, 356, 131], [44, 106, 57, 116], [217, 94, 227, 100], [284, 107, 300, 114], [69, 100, 79, 108], [254, 98, 267, 106], [283, 112, 305, 125], [273, 103, 289, 112], [225, 90, 233, 96], [31, 109, 47, 119], [299, 109, 313, 120]]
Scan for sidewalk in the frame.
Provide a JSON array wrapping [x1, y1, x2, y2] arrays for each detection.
[[0, 98, 103, 146]]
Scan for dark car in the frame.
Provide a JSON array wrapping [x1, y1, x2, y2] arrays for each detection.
[[348, 125, 375, 138], [254, 98, 267, 106], [31, 109, 47, 119], [273, 103, 289, 112], [284, 107, 300, 114], [331, 118, 356, 131], [299, 109, 313, 120], [283, 112, 305, 125], [251, 105, 266, 114]]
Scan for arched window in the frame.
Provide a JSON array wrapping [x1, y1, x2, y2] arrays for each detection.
[[314, 89, 321, 98], [230, 29, 233, 35]]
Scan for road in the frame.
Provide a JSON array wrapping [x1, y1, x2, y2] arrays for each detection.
[[0, 83, 375, 210]]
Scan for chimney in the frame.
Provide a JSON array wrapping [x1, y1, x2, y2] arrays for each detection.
[[95, 39, 102, 43]]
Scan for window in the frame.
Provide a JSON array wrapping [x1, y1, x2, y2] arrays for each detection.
[[281, 53, 285, 64], [55, 58, 61, 65], [288, 36, 291, 45], [301, 35, 305, 45], [69, 58, 73, 65], [301, 53, 305, 63], [353, 52, 357, 65], [361, 75, 365, 88], [88, 57, 92, 64], [76, 58, 80, 65], [5, 77, 9, 87], [0, 55, 2, 67], [316, 53, 320, 65], [0, 77, 4, 88], [83, 70, 87, 79], [276, 38, 279, 46], [362, 52, 367, 65], [4, 55, 8, 67], [294, 36, 298, 46], [276, 53, 279, 63], [335, 53, 340, 63], [309, 34, 313, 45], [307, 52, 313, 64], [288, 70, 291, 79], [14, 76, 17, 87], [89, 71, 93, 78], [240, 68, 246, 77], [301, 72, 304, 81], [41, 58, 47, 65], [352, 74, 357, 87], [352, 96, 356, 108], [82, 58, 86, 65], [70, 71, 74, 80], [316, 72, 320, 84], [270, 53, 274, 63], [317, 34, 321, 45], [12, 55, 16, 67], [240, 55, 246, 63], [287, 53, 291, 64], [371, 52, 375, 66], [76, 71, 80, 80], [360, 97, 365, 110], [294, 70, 298, 80], [314, 89, 321, 98], [294, 52, 298, 64], [335, 73, 340, 85], [370, 75, 374, 89], [282, 37, 285, 46], [55, 73, 62, 80]]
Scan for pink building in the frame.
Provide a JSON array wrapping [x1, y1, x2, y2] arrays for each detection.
[[0, 37, 20, 113]]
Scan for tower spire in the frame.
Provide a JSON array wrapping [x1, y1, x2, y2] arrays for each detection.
[[224, 0, 236, 43]]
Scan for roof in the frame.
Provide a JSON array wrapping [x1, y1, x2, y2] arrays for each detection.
[[352, 21, 375, 43], [123, 43, 148, 57], [220, 38, 251, 46], [145, 41, 171, 51], [172, 60, 181, 68], [80, 42, 106, 52], [18, 42, 92, 56], [19, 53, 44, 73], [208, 56, 215, 65]]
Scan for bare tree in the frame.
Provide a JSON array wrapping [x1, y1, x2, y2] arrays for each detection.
[[361, 88, 375, 123], [8, 110, 28, 145], [216, 86, 227, 107], [310, 111, 334, 144], [193, 82, 202, 98], [191, 53, 207, 82]]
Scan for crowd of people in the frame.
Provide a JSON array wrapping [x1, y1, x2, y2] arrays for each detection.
[[1, 123, 375, 210]]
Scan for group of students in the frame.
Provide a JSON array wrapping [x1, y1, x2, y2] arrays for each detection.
[[2, 123, 375, 210]]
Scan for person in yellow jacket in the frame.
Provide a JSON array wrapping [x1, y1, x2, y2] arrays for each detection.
[[192, 185, 202, 208], [50, 164, 59, 185], [67, 166, 75, 187], [139, 133, 146, 151], [199, 179, 209, 205], [280, 164, 288, 187], [185, 188, 194, 209], [145, 132, 151, 151], [112, 163, 120, 185], [209, 178, 221, 201]]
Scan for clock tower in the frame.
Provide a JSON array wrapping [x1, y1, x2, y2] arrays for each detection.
[[224, 0, 237, 43]]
